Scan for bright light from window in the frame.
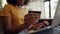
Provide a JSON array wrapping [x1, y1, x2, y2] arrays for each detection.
[[44, 1, 49, 18], [51, 0, 58, 18]]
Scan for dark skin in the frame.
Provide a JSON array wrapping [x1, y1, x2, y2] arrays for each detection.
[[1, 13, 39, 33], [29, 21, 49, 30], [28, 13, 49, 30], [17, 0, 25, 6], [1, 0, 40, 33]]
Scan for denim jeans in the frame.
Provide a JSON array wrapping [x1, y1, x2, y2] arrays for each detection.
[[18, 29, 28, 34], [31, 26, 60, 34], [18, 26, 60, 34]]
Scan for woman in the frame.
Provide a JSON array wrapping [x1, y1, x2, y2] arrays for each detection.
[[0, 0, 40, 34]]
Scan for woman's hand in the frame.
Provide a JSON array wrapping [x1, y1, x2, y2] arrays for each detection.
[[32, 23, 42, 29], [24, 13, 39, 25], [29, 23, 44, 30], [29, 21, 49, 30]]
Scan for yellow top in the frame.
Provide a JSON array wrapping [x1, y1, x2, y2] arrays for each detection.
[[0, 4, 28, 27]]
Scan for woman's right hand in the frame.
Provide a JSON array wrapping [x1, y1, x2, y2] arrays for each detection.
[[24, 13, 39, 25]]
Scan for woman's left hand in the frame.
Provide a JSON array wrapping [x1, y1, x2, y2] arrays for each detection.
[[29, 21, 49, 30]]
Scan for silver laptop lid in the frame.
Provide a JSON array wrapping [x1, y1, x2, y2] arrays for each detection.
[[51, 0, 60, 28]]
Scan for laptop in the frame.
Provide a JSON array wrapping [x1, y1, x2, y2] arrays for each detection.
[[29, 0, 60, 33]]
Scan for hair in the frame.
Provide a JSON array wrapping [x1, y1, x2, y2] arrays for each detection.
[[7, 0, 30, 6], [7, 0, 17, 5], [24, 0, 30, 5]]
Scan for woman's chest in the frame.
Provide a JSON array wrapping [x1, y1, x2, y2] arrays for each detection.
[[11, 8, 28, 19]]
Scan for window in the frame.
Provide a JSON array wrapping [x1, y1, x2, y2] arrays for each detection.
[[1, 0, 7, 8], [44, 0, 58, 19], [44, 1, 49, 18], [51, 0, 58, 18]]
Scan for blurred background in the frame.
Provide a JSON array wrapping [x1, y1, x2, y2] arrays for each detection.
[[0, 0, 60, 34], [0, 0, 59, 19]]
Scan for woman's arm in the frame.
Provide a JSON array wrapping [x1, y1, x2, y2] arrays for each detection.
[[1, 16, 31, 33], [1, 16, 16, 32], [1, 13, 39, 33]]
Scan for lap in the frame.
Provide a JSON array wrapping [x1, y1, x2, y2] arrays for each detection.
[[31, 26, 60, 34]]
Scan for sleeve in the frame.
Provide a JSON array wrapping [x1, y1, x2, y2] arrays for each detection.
[[24, 8, 28, 15], [0, 5, 11, 17]]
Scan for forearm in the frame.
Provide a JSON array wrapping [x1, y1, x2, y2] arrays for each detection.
[[5, 23, 31, 33], [1, 16, 31, 33], [16, 23, 31, 32]]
